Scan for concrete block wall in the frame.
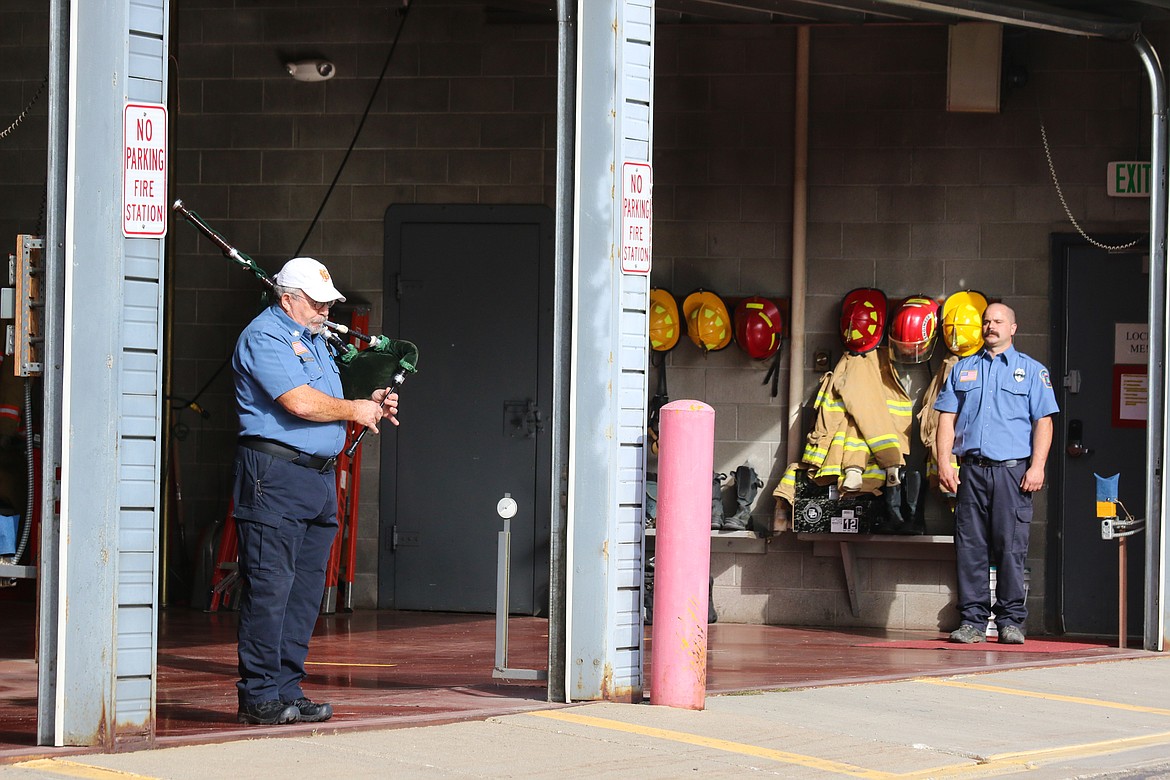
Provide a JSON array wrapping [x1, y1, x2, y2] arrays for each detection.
[[3, 2, 1163, 630], [0, 1, 49, 247], [170, 0, 556, 607], [653, 22, 1152, 631]]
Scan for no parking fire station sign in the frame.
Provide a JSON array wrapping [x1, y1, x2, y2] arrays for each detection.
[[123, 102, 168, 238], [621, 161, 652, 274]]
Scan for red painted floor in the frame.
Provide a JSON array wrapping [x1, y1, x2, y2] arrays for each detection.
[[0, 599, 1147, 763]]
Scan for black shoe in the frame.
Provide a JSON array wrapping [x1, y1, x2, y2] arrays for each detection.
[[238, 699, 300, 725], [284, 697, 333, 722]]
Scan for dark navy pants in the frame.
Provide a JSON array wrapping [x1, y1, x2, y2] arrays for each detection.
[[954, 459, 1032, 630], [232, 447, 337, 706]]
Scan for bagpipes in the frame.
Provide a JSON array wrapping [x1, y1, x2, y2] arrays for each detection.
[[172, 199, 419, 456]]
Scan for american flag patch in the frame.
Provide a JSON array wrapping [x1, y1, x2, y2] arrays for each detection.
[[292, 341, 309, 356], [958, 369, 978, 382]]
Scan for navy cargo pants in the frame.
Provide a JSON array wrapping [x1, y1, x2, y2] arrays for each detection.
[[954, 459, 1032, 630], [232, 447, 338, 706]]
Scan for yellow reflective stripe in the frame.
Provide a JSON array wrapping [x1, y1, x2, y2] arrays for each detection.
[[802, 446, 827, 465], [868, 435, 900, 452]]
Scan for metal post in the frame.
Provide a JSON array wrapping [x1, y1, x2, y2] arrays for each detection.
[[1120, 536, 1128, 649], [494, 494, 546, 682], [494, 515, 511, 672], [547, 0, 575, 704]]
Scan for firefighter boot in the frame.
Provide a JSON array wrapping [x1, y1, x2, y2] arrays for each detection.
[[711, 472, 727, 529], [708, 575, 717, 624], [643, 556, 654, 624], [722, 464, 763, 531], [904, 470, 925, 534]]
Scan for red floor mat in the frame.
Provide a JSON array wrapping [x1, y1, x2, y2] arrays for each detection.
[[857, 639, 1114, 653]]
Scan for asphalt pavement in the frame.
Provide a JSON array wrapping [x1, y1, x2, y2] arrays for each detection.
[[5, 654, 1170, 779]]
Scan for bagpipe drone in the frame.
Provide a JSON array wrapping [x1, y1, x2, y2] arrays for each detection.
[[172, 199, 419, 456]]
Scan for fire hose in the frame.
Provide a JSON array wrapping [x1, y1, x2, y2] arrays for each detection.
[[172, 199, 418, 457]]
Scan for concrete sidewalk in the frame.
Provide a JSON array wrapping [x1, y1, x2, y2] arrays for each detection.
[[6, 655, 1170, 779]]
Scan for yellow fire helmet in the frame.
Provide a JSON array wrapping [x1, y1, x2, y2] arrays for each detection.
[[648, 288, 680, 352], [682, 289, 732, 352], [941, 290, 989, 357]]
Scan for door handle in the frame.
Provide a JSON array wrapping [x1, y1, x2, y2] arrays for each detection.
[[523, 400, 544, 438], [1066, 418, 1092, 458], [504, 399, 544, 439]]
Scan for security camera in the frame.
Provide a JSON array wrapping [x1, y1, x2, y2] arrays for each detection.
[[286, 60, 336, 82]]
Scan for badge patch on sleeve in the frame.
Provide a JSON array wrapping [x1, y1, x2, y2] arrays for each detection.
[[1040, 369, 1051, 388], [292, 341, 309, 356], [958, 369, 978, 382]]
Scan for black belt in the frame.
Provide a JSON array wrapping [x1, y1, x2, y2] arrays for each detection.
[[239, 436, 337, 473], [961, 455, 1021, 468]]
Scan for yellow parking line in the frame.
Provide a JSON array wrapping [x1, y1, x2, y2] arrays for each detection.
[[528, 709, 899, 778], [528, 708, 1170, 779], [915, 677, 1170, 716], [13, 759, 158, 780], [902, 730, 1170, 779]]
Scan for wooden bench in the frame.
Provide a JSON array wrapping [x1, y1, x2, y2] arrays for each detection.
[[795, 532, 955, 617]]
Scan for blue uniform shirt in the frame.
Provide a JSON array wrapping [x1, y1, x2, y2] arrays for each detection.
[[233, 304, 346, 457], [933, 345, 1059, 461]]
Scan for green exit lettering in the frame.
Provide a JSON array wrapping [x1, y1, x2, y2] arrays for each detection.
[[1108, 161, 1152, 198]]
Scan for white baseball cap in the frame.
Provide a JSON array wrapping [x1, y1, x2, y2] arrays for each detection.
[[274, 256, 346, 304]]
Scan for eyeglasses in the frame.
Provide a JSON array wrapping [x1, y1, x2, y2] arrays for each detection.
[[291, 292, 332, 311]]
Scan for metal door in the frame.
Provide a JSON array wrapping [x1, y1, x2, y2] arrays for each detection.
[[1053, 237, 1146, 637], [380, 205, 553, 614]]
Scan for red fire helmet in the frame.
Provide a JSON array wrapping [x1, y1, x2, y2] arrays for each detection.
[[839, 288, 887, 355], [734, 296, 783, 360], [888, 296, 939, 363]]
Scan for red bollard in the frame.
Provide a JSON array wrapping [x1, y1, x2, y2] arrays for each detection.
[[649, 399, 714, 710]]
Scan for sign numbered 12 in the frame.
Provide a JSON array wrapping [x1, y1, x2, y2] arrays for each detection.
[[123, 102, 168, 238], [620, 161, 652, 274]]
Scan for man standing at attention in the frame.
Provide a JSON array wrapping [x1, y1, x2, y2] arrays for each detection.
[[934, 302, 1058, 645], [232, 256, 399, 725]]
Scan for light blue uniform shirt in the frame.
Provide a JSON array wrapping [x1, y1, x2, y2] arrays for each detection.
[[933, 345, 1059, 461], [232, 304, 346, 457]]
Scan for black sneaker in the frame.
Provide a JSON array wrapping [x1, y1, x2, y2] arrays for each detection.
[[238, 699, 300, 725], [284, 697, 333, 723]]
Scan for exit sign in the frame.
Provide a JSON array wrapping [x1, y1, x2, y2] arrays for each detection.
[[1107, 161, 1151, 198]]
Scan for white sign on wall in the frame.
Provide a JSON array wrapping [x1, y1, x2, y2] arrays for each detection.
[[1107, 161, 1152, 198], [620, 161, 652, 274], [1115, 323, 1149, 364], [122, 102, 168, 237]]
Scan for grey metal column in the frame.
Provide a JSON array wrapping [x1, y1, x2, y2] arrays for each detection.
[[1135, 34, 1169, 652], [547, 0, 576, 704], [51, 0, 169, 746], [566, 0, 654, 702], [37, 0, 70, 746]]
